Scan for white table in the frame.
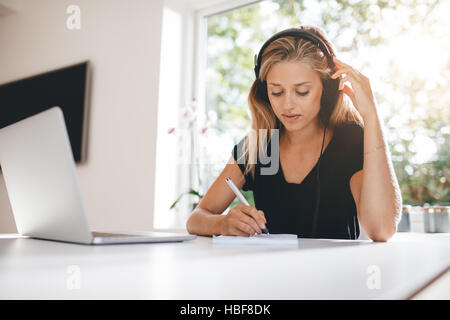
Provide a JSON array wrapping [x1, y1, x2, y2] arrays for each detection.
[[0, 232, 449, 299]]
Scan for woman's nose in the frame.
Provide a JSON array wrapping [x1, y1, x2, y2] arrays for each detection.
[[284, 92, 296, 110]]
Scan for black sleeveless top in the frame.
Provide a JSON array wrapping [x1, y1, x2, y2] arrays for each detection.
[[231, 122, 364, 239]]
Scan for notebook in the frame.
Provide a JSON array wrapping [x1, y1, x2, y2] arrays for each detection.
[[212, 234, 298, 246]]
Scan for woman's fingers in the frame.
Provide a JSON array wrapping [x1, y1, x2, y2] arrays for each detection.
[[239, 205, 267, 230], [224, 204, 267, 236], [239, 213, 262, 235], [231, 225, 250, 236], [235, 220, 258, 236]]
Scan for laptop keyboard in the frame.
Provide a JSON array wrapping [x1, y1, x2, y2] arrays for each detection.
[[92, 232, 141, 238]]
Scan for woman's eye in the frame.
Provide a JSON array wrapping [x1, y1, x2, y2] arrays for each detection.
[[271, 91, 309, 97]]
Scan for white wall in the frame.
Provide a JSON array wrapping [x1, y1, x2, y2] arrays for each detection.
[[0, 0, 164, 233]]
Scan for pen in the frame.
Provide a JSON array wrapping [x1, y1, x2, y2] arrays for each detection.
[[225, 177, 269, 234]]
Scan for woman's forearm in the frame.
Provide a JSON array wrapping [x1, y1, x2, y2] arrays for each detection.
[[186, 207, 224, 236], [359, 110, 402, 241]]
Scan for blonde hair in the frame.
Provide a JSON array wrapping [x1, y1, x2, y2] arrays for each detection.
[[240, 25, 363, 179]]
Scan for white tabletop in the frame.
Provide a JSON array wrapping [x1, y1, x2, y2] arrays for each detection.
[[0, 232, 449, 299]]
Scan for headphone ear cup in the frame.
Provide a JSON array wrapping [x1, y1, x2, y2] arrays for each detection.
[[319, 77, 340, 127], [256, 80, 269, 103]]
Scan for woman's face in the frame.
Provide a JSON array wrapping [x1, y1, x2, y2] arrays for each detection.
[[266, 61, 323, 132]]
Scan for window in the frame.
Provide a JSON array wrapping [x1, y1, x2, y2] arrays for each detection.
[[155, 0, 449, 230], [202, 0, 449, 209]]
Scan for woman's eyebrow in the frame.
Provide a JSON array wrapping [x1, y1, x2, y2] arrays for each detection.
[[268, 81, 312, 86]]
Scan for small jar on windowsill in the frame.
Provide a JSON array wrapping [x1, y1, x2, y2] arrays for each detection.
[[397, 205, 411, 232]]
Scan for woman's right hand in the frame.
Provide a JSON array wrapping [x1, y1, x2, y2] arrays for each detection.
[[220, 204, 267, 236]]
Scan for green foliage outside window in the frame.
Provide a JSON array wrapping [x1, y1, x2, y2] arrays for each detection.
[[204, 0, 449, 207]]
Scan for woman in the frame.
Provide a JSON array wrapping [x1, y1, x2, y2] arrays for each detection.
[[186, 25, 402, 241]]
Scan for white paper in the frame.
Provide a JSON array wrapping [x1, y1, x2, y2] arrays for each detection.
[[212, 234, 298, 246]]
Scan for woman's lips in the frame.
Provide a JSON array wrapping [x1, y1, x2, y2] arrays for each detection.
[[283, 114, 301, 121]]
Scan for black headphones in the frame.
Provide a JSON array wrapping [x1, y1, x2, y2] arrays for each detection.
[[254, 28, 340, 237]]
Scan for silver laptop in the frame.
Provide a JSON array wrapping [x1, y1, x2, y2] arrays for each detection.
[[0, 107, 196, 245]]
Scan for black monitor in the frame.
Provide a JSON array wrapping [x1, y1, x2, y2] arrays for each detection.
[[0, 61, 91, 163]]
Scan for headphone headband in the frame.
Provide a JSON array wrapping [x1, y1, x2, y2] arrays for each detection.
[[254, 28, 336, 79]]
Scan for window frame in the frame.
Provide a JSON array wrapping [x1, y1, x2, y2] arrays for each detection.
[[153, 0, 259, 230]]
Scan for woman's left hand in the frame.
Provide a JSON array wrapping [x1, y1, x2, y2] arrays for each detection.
[[330, 56, 377, 121]]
